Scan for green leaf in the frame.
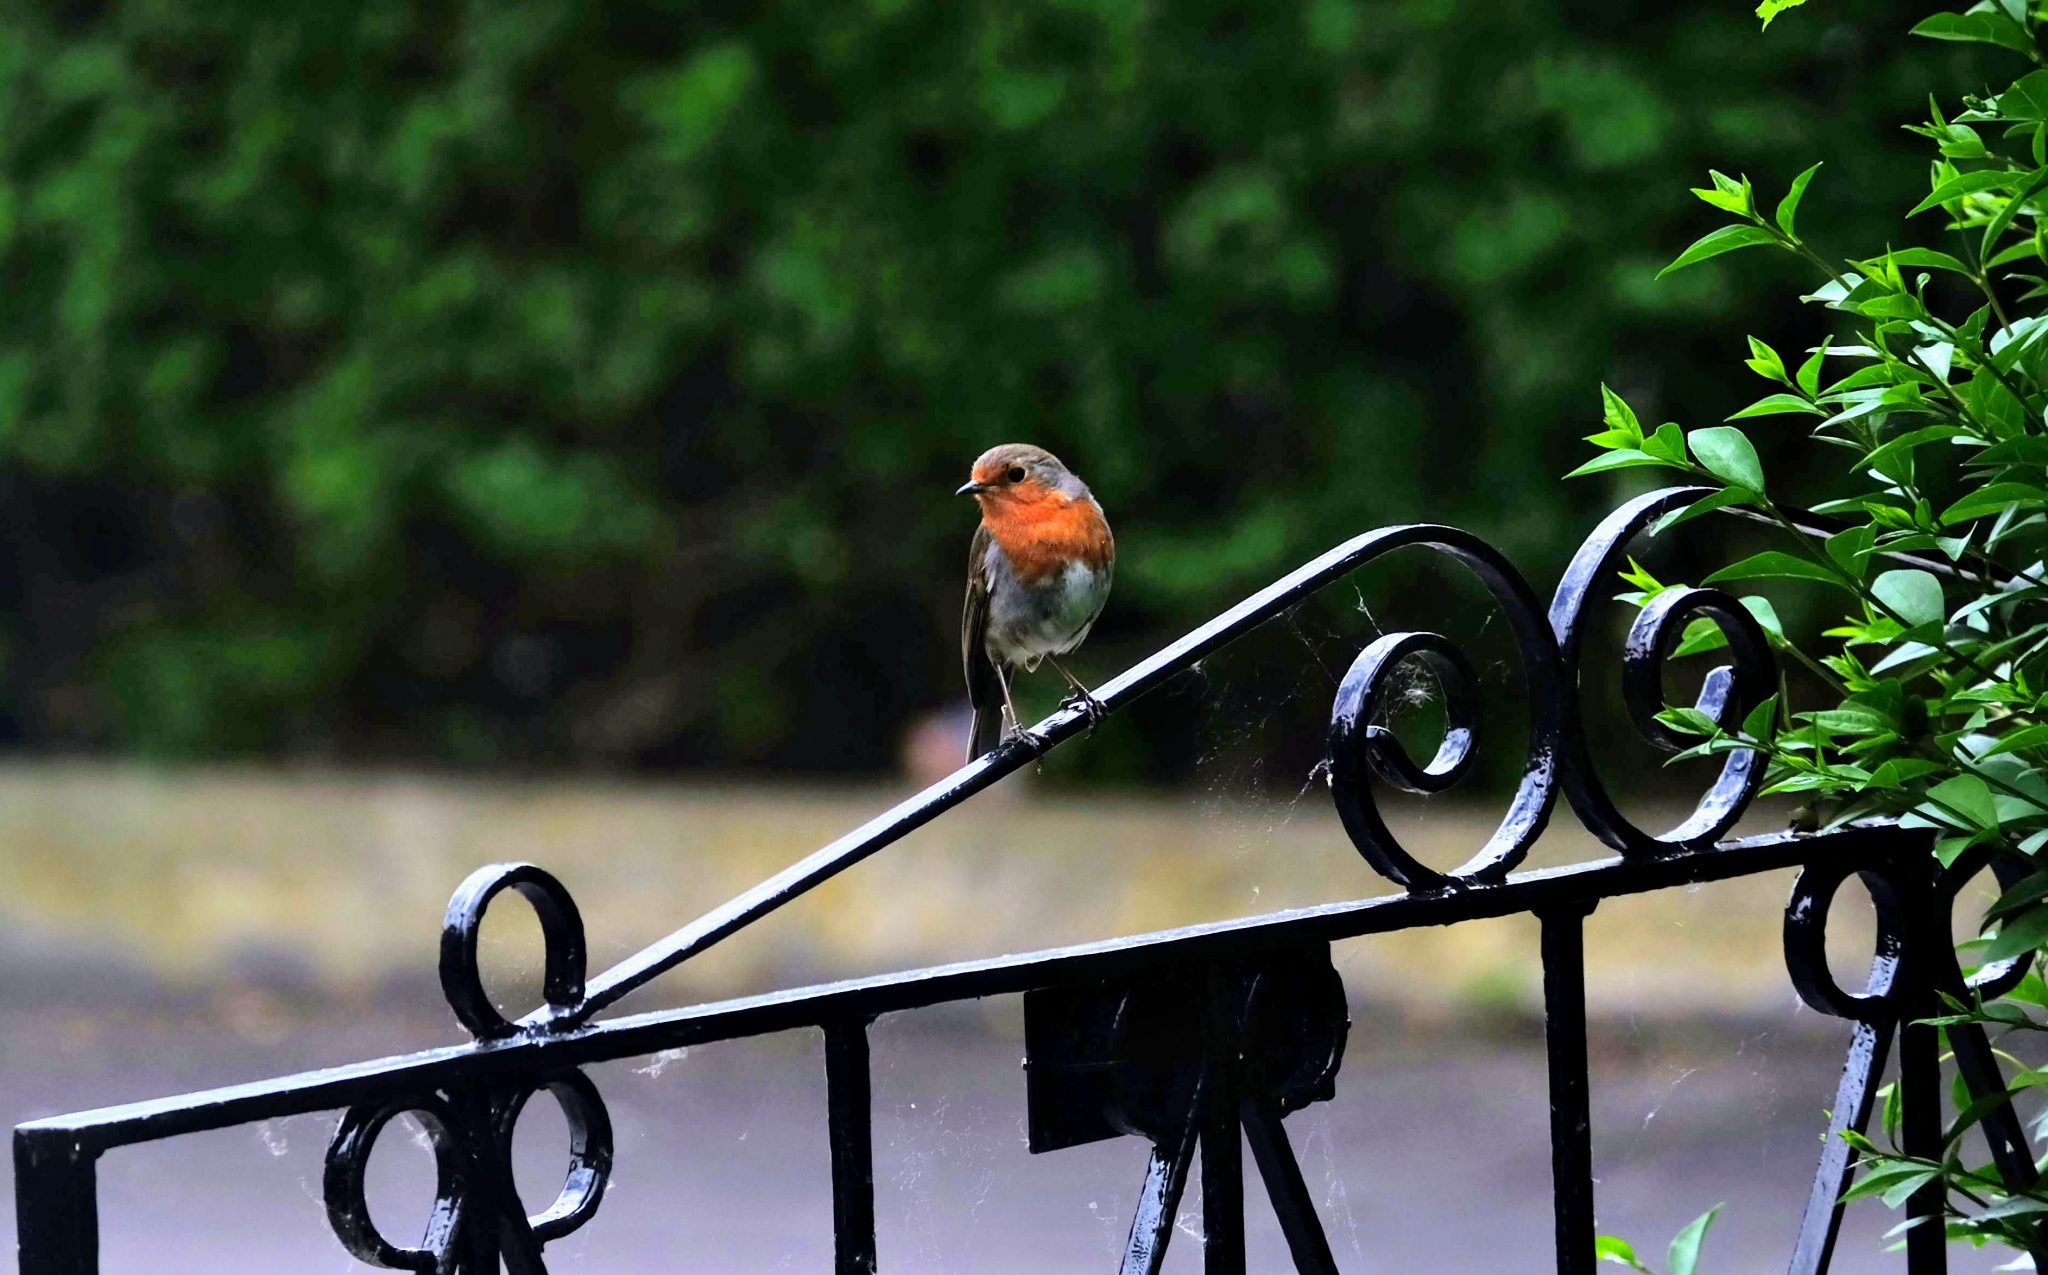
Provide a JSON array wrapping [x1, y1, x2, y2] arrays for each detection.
[[1825, 524, 1876, 578], [1704, 551, 1847, 588], [1797, 338, 1831, 397], [1879, 1168, 1942, 1209], [1971, 436, 2048, 466], [1740, 595, 1786, 645], [1667, 1204, 1722, 1275], [1912, 9, 2039, 57], [1642, 421, 1687, 463], [1869, 640, 1939, 675], [1650, 486, 1754, 536], [1855, 425, 1966, 478], [1846, 289, 1925, 320], [1776, 162, 1822, 236], [1744, 335, 1789, 385], [1866, 758, 1946, 789], [1870, 568, 1945, 628], [1616, 556, 1666, 599], [1595, 1236, 1650, 1272], [1909, 168, 2020, 217], [1871, 246, 1973, 274], [1983, 724, 2048, 758], [1940, 482, 2048, 525], [1928, 773, 1999, 830], [1727, 392, 1823, 420], [1688, 426, 1765, 491], [1599, 384, 1643, 445], [1671, 617, 1730, 659], [2000, 71, 2048, 123], [1987, 236, 2042, 268], [1757, 0, 1810, 30], [1565, 450, 1673, 479], [1658, 705, 1720, 737], [1806, 707, 1894, 735], [1658, 224, 1780, 278], [1983, 903, 2048, 964], [1981, 166, 2048, 262], [1842, 1160, 1939, 1203], [1691, 185, 1750, 216]]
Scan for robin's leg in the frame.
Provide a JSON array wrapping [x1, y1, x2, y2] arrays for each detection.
[[996, 662, 1049, 753], [1046, 655, 1108, 734]]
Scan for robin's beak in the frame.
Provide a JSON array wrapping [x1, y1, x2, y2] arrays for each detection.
[[955, 479, 988, 496]]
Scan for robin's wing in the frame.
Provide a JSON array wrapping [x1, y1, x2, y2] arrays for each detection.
[[962, 522, 1004, 761], [1058, 497, 1116, 650]]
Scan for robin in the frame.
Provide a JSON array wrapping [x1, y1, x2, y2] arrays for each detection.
[[957, 443, 1115, 760]]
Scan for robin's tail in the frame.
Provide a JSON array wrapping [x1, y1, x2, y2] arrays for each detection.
[[967, 703, 1004, 762], [966, 648, 1006, 762]]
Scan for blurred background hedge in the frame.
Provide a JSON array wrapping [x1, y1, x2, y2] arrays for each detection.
[[0, 0, 1993, 774]]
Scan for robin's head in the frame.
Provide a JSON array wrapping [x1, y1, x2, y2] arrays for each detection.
[[955, 444, 1088, 507]]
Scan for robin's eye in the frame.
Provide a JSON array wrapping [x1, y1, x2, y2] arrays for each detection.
[[1006, 466, 1026, 483]]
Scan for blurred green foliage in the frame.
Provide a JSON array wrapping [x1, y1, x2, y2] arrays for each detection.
[[0, 0, 1999, 771]]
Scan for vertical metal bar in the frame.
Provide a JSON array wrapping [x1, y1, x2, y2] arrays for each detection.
[[14, 1130, 99, 1275], [1241, 1099, 1340, 1275], [1541, 904, 1596, 1275], [1943, 1017, 2048, 1266], [1786, 1017, 1893, 1275], [825, 1018, 878, 1275], [1121, 1114, 1200, 1275], [1896, 868, 1948, 1275], [1898, 1011, 1945, 1275], [451, 1088, 503, 1274], [1200, 970, 1246, 1275], [1944, 1019, 2037, 1190], [1199, 1085, 1245, 1274]]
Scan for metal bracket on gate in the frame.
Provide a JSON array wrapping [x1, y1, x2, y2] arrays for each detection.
[[1022, 945, 1350, 1274]]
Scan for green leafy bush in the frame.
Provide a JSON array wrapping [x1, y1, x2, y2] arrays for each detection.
[[1577, 0, 2048, 1255], [0, 1, 1971, 768]]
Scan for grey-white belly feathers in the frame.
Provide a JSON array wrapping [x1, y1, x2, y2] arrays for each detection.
[[983, 546, 1112, 669]]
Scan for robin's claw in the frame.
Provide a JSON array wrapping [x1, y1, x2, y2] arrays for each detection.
[[1005, 724, 1052, 755], [1060, 689, 1108, 736]]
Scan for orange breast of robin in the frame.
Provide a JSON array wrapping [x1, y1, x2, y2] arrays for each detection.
[[982, 494, 1113, 585]]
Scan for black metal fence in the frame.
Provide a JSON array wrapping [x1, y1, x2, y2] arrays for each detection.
[[12, 488, 2032, 1274]]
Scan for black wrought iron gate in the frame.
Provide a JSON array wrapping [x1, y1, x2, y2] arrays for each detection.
[[12, 488, 2037, 1273]]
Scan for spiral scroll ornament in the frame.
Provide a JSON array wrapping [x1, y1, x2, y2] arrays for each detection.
[[324, 863, 614, 1272], [1323, 527, 1565, 890], [1551, 488, 1776, 856], [1327, 488, 1780, 889]]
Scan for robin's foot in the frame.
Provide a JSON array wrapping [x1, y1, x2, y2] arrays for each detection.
[[1060, 688, 1109, 735], [1004, 723, 1052, 754]]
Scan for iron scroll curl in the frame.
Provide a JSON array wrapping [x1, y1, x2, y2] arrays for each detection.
[[439, 861, 591, 1040], [1322, 527, 1565, 890], [1325, 489, 1778, 890], [324, 862, 616, 1272], [1548, 487, 1776, 857], [323, 1071, 613, 1274]]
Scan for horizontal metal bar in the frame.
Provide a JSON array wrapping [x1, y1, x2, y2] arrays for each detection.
[[18, 823, 1920, 1155]]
